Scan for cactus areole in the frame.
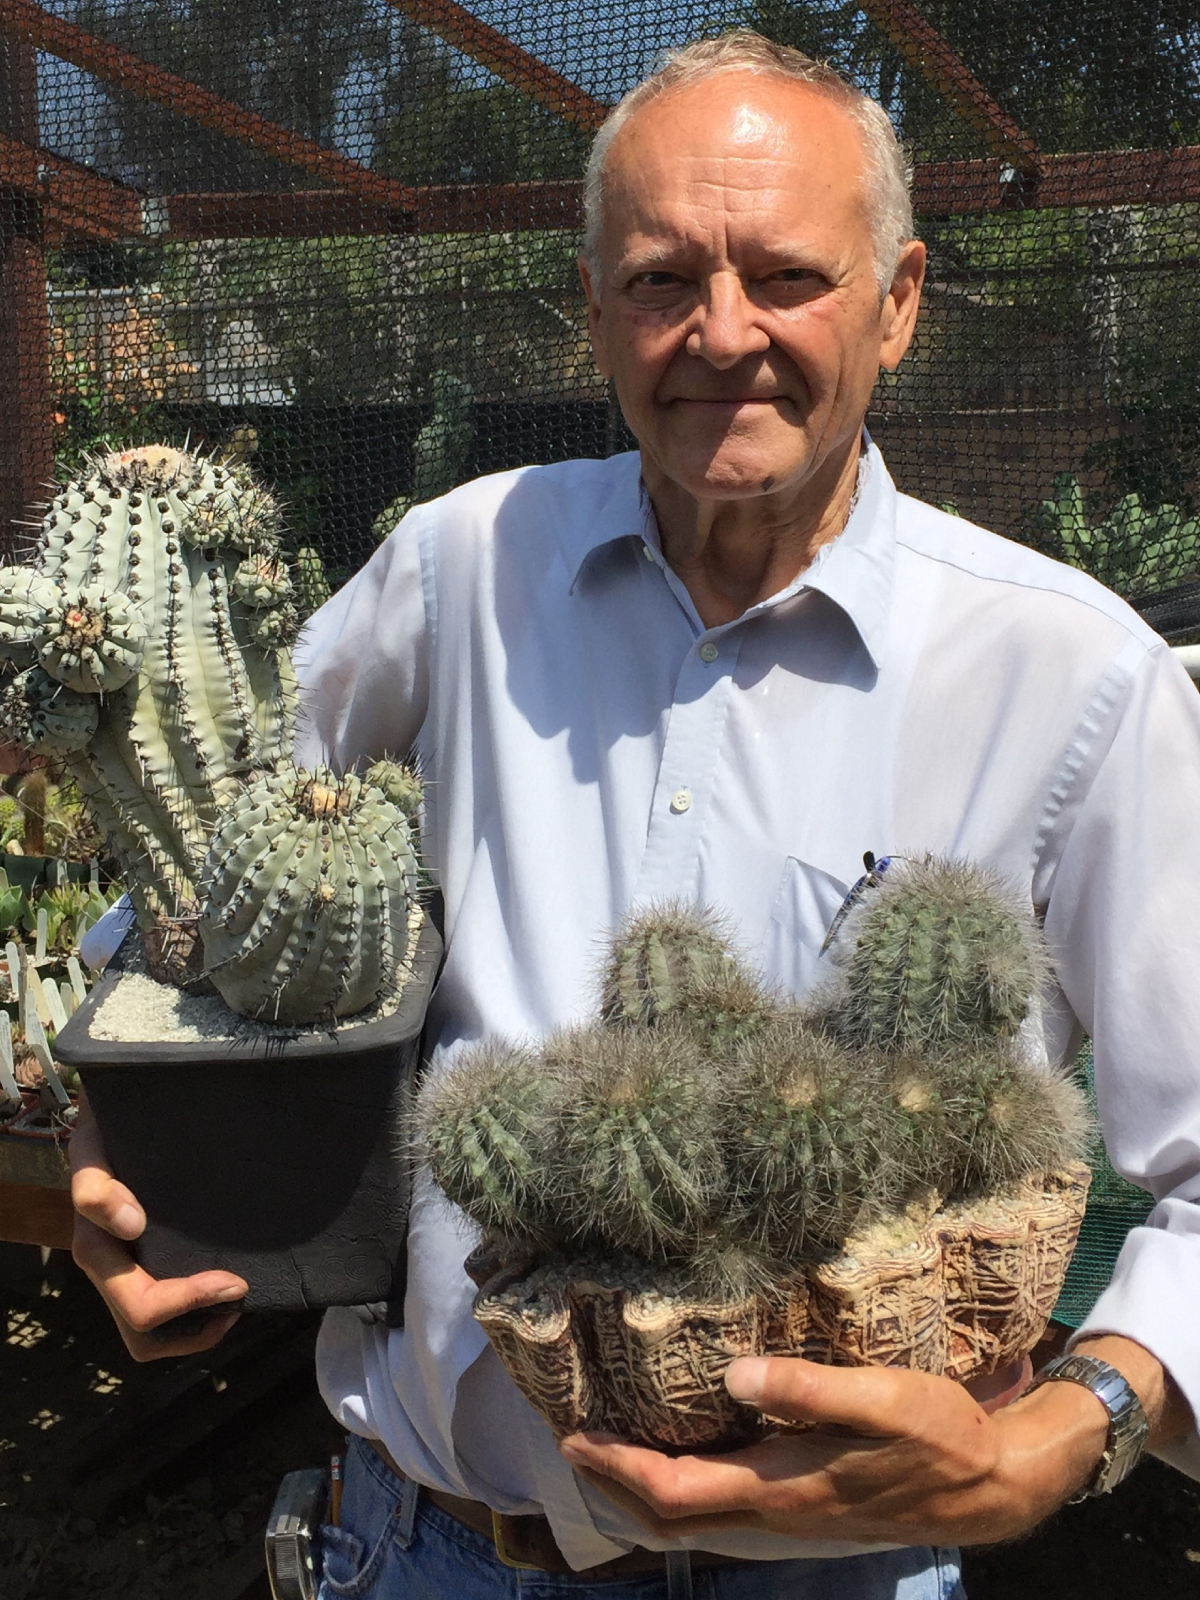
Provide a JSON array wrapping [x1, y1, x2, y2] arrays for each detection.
[[0, 446, 424, 1027]]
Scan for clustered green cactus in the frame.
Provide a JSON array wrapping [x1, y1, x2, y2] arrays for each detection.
[[1035, 473, 1200, 596], [821, 857, 1045, 1054], [0, 445, 422, 1026], [418, 864, 1088, 1290], [372, 373, 475, 542]]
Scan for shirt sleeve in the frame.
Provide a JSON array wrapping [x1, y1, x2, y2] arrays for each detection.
[[292, 509, 431, 773], [1041, 643, 1200, 1474]]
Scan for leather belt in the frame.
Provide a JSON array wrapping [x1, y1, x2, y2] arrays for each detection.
[[365, 1437, 749, 1577]]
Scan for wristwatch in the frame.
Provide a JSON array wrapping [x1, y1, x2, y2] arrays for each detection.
[[1027, 1353, 1150, 1499]]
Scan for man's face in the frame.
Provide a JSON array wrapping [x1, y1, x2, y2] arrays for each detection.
[[580, 75, 925, 506]]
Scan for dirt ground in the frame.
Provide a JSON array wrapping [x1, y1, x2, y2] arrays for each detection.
[[2, 1242, 1198, 1600]]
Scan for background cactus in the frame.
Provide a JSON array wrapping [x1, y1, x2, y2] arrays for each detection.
[[1034, 472, 1200, 596], [601, 903, 772, 1050], [821, 857, 1045, 1054], [372, 373, 476, 542], [0, 445, 423, 1025], [294, 545, 332, 616]]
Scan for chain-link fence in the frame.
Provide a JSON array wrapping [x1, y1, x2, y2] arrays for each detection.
[[1, 1, 1197, 604]]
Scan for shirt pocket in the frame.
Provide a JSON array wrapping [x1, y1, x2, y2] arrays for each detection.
[[761, 854, 854, 1004]]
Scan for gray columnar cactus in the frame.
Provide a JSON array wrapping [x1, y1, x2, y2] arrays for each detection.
[[822, 858, 1045, 1054], [0, 445, 422, 1025]]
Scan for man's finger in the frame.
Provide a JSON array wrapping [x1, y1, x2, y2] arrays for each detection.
[[571, 1462, 762, 1538], [68, 1094, 147, 1239], [560, 1432, 827, 1524], [73, 1215, 247, 1329], [71, 1163, 146, 1240], [725, 1356, 976, 1440]]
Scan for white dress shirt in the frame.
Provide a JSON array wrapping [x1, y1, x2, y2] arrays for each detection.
[[294, 441, 1200, 1568]]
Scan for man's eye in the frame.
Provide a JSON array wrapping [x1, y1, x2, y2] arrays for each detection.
[[633, 272, 683, 289], [771, 268, 821, 285]]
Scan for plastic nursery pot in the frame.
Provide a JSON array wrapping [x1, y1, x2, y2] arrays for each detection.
[[54, 905, 443, 1315], [0, 853, 97, 889]]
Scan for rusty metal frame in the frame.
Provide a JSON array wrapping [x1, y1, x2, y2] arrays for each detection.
[[3, 141, 1198, 248], [128, 149, 1200, 235], [0, 0, 415, 211], [858, 0, 1041, 170], [0, 132, 141, 240], [381, 0, 606, 131]]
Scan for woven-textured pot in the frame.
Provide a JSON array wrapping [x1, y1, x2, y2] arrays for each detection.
[[471, 1163, 1090, 1450]]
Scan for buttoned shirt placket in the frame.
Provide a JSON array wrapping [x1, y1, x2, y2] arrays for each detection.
[[632, 523, 831, 910]]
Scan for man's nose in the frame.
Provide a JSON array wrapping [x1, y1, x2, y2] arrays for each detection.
[[684, 272, 770, 368]]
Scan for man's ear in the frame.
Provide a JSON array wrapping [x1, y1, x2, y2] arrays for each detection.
[[578, 254, 612, 379], [879, 239, 926, 372]]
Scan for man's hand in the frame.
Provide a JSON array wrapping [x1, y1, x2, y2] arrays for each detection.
[[70, 1093, 247, 1361], [560, 1349, 1155, 1547]]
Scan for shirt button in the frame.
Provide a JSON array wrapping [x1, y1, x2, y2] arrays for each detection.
[[643, 544, 656, 562], [670, 789, 692, 814], [699, 641, 719, 663]]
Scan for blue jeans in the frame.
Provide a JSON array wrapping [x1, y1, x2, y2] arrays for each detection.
[[317, 1435, 966, 1600]]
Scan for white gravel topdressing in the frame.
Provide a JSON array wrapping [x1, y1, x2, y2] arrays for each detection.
[[90, 905, 426, 1044]]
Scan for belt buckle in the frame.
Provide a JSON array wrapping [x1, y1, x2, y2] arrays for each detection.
[[490, 1511, 548, 1572]]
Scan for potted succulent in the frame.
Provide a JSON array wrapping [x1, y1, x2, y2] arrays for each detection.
[[417, 862, 1090, 1450], [0, 445, 440, 1312]]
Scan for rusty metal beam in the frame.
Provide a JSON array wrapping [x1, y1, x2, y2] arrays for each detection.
[[0, 0, 416, 211], [158, 180, 583, 239], [381, 0, 606, 131], [858, 0, 1041, 170], [913, 145, 1200, 214], [126, 149, 1200, 242], [4, 142, 1196, 250], [0, 27, 53, 548], [0, 131, 141, 240]]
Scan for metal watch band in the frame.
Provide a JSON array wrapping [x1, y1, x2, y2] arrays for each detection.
[[1027, 1353, 1149, 1498]]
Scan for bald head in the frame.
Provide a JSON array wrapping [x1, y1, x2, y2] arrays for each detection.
[[583, 32, 912, 295]]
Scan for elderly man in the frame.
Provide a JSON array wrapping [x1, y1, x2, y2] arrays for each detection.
[[71, 30, 1199, 1600]]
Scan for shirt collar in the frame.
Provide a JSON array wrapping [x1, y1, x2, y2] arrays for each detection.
[[565, 437, 897, 670]]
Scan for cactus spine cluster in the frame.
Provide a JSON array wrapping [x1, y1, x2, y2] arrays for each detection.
[[601, 904, 773, 1050], [823, 858, 1045, 1053], [418, 863, 1088, 1291], [0, 445, 422, 1026]]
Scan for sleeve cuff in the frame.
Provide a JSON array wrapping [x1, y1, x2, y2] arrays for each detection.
[[1067, 1219, 1200, 1480]]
